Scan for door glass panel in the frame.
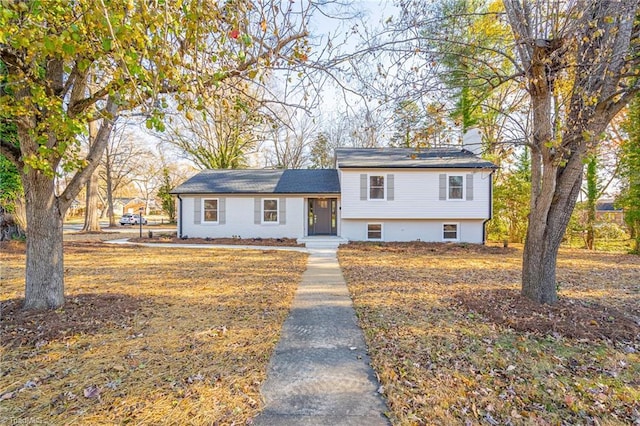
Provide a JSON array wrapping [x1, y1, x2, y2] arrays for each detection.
[[331, 199, 336, 229]]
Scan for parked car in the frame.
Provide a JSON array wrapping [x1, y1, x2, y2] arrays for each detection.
[[119, 213, 147, 225]]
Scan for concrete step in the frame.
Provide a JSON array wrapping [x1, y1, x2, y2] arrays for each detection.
[[297, 236, 349, 249]]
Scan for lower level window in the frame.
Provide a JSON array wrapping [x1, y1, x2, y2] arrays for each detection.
[[367, 223, 382, 240], [443, 223, 458, 240], [203, 199, 218, 223], [263, 199, 278, 223]]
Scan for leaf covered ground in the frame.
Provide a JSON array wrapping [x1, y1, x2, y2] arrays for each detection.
[[0, 241, 307, 425], [339, 242, 640, 425]]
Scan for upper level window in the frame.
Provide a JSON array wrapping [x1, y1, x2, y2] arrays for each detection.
[[263, 199, 278, 223], [369, 175, 385, 200], [203, 199, 218, 223], [448, 175, 464, 200]]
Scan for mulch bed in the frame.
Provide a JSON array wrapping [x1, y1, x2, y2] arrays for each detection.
[[1, 294, 144, 348], [129, 236, 304, 247], [455, 289, 640, 343], [344, 241, 518, 255]]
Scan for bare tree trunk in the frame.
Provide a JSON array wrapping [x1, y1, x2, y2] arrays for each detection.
[[12, 197, 27, 231], [23, 170, 65, 310], [521, 84, 559, 304], [82, 169, 101, 232], [585, 156, 597, 250], [522, 165, 583, 303], [0, 206, 25, 241], [81, 121, 102, 232], [105, 160, 116, 227]]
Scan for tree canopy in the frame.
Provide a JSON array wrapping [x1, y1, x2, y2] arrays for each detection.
[[0, 0, 310, 310], [341, 0, 640, 303]]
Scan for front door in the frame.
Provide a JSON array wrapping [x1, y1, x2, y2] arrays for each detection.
[[308, 198, 337, 235]]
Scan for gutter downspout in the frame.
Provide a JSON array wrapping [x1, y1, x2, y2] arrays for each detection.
[[481, 170, 494, 245], [177, 194, 183, 238]]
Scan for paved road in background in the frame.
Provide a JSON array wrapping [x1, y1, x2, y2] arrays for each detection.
[[63, 222, 176, 233]]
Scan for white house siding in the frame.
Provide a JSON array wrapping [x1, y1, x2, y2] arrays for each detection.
[[341, 219, 485, 243], [179, 196, 305, 239], [339, 169, 492, 219]]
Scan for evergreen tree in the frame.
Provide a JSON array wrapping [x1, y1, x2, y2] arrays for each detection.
[[157, 167, 176, 222], [309, 133, 333, 169]]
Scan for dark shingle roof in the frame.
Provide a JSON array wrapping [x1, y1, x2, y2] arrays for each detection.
[[596, 201, 621, 212], [335, 147, 497, 169], [170, 169, 340, 195]]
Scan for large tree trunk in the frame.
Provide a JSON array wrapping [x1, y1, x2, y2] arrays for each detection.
[[522, 161, 583, 303], [503, 0, 638, 304], [23, 170, 65, 310], [522, 88, 588, 304], [18, 97, 118, 311]]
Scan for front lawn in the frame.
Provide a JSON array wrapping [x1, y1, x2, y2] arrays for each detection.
[[1, 242, 307, 425], [339, 243, 640, 425]]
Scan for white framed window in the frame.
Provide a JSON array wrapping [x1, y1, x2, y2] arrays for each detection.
[[262, 199, 279, 223], [443, 223, 459, 241], [202, 198, 219, 223], [448, 175, 464, 200], [367, 223, 383, 240], [369, 175, 385, 200]]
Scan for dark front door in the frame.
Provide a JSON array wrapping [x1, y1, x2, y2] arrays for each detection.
[[308, 198, 337, 235]]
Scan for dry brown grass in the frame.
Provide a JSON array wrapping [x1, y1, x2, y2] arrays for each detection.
[[1, 241, 307, 425], [339, 242, 640, 425]]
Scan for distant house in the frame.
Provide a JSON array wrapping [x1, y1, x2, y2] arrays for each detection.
[[123, 198, 146, 214], [596, 199, 625, 225], [170, 147, 497, 243], [112, 198, 129, 216]]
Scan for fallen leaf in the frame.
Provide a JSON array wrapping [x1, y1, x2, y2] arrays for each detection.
[[187, 373, 204, 384], [105, 380, 120, 390], [564, 394, 575, 406], [83, 385, 101, 399], [24, 379, 38, 389], [0, 391, 16, 401], [485, 413, 499, 425]]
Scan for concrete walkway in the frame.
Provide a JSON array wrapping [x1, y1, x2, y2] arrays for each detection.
[[254, 248, 389, 425]]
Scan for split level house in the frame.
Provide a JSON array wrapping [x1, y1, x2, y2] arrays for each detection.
[[170, 147, 497, 244]]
